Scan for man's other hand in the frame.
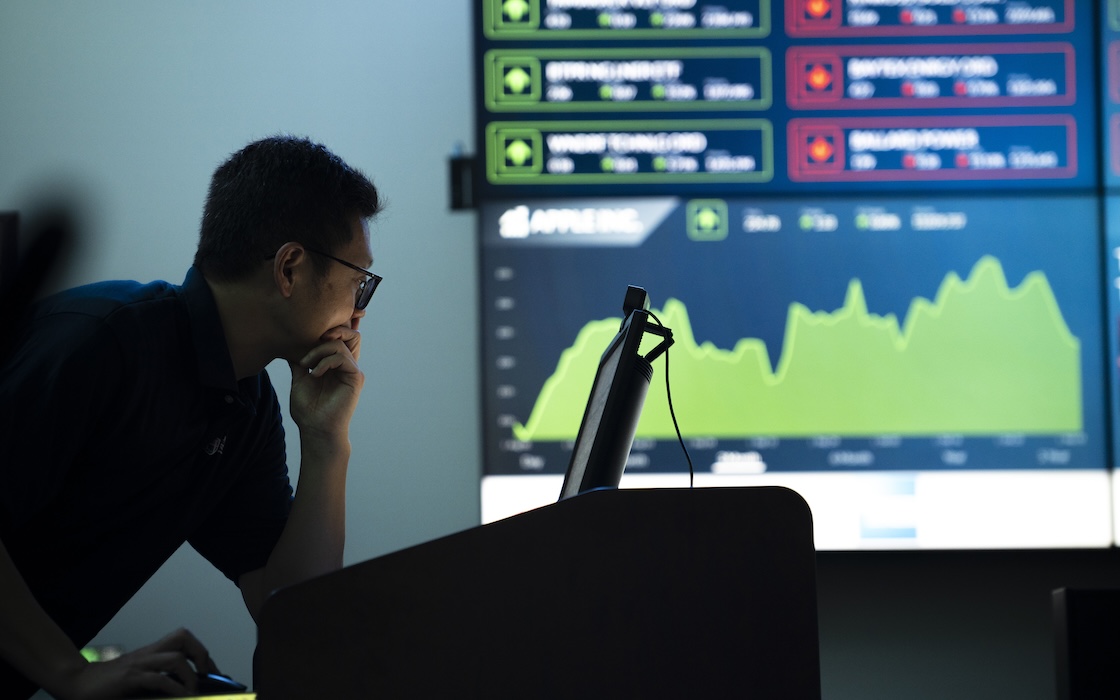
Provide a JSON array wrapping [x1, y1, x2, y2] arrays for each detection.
[[56, 628, 219, 700]]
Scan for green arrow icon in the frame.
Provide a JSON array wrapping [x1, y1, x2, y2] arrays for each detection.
[[504, 0, 530, 22], [686, 199, 728, 241], [696, 207, 721, 231], [601, 156, 615, 172], [505, 67, 532, 94], [653, 156, 667, 171], [506, 139, 533, 166], [599, 85, 613, 100]]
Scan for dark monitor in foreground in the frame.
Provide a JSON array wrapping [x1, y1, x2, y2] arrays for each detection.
[[559, 285, 671, 500]]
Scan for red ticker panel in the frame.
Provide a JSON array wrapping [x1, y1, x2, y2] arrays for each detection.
[[785, 0, 1074, 38], [787, 114, 1077, 182]]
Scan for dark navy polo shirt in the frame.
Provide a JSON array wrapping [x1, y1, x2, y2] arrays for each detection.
[[0, 267, 293, 692]]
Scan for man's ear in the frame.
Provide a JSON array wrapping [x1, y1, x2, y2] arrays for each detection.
[[272, 242, 307, 299]]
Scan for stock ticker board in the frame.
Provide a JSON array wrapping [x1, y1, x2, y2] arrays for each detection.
[[475, 0, 1096, 197], [473, 0, 1120, 510]]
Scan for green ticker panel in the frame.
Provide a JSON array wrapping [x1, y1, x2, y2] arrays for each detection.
[[486, 119, 774, 184], [482, 0, 770, 40], [484, 48, 772, 112]]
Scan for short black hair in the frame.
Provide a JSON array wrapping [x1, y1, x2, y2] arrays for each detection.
[[194, 136, 382, 281]]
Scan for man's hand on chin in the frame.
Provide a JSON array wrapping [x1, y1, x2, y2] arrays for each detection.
[[288, 325, 364, 442]]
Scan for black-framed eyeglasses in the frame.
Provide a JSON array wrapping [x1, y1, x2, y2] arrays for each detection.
[[303, 246, 383, 310]]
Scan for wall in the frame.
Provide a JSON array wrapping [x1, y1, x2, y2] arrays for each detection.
[[0, 0, 481, 689], [2, 3, 1119, 698]]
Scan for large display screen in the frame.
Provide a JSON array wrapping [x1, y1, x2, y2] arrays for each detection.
[[474, 0, 1120, 549]]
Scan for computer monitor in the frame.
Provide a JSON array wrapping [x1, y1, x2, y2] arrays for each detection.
[[559, 285, 672, 500]]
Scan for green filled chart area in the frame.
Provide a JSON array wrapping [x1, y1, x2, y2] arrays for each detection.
[[514, 257, 1081, 441]]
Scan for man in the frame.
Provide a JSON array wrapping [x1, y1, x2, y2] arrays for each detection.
[[0, 136, 382, 698]]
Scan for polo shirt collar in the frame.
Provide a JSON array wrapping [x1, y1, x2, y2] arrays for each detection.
[[181, 266, 240, 394]]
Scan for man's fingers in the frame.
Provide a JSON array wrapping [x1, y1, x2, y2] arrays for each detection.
[[155, 628, 217, 674], [133, 671, 188, 699], [187, 635, 219, 675], [320, 325, 362, 360], [128, 629, 216, 694], [299, 340, 359, 377], [164, 657, 198, 696], [308, 353, 348, 378], [122, 651, 197, 697]]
